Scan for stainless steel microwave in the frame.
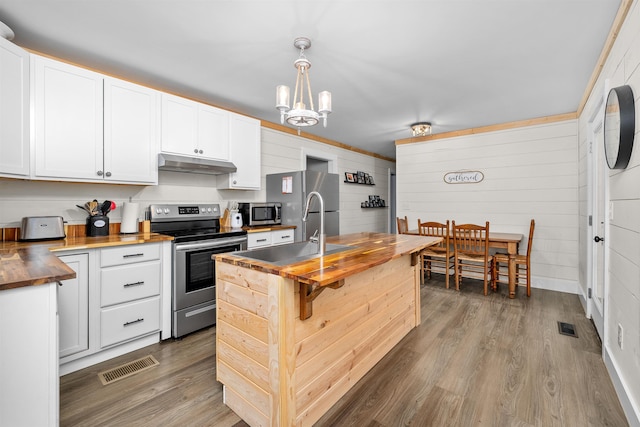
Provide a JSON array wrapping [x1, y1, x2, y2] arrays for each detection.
[[238, 202, 281, 226]]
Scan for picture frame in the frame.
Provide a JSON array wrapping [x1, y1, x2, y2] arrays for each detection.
[[345, 172, 355, 182], [369, 175, 375, 185], [357, 171, 365, 184]]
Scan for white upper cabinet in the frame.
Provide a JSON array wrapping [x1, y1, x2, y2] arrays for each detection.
[[104, 78, 159, 184], [33, 56, 104, 181], [161, 93, 229, 161], [0, 37, 29, 178], [218, 113, 261, 190], [32, 55, 159, 184]]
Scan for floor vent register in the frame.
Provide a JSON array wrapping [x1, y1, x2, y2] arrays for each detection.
[[98, 355, 159, 385], [557, 321, 578, 338]]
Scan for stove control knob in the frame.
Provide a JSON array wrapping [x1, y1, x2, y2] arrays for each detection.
[[155, 208, 162, 215], [207, 207, 212, 213], [164, 208, 170, 214], [201, 207, 206, 213]]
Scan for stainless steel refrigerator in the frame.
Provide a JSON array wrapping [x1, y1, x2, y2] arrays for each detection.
[[266, 170, 339, 242]]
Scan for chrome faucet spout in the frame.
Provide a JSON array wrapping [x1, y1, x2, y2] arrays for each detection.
[[302, 191, 326, 255]]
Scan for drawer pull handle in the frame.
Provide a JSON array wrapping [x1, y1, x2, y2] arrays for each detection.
[[256, 238, 268, 242], [281, 235, 291, 239], [123, 253, 144, 258], [124, 281, 144, 288], [124, 318, 144, 327]]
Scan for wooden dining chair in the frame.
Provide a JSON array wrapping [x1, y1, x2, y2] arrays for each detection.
[[396, 216, 409, 234], [452, 221, 492, 295], [492, 219, 535, 297], [418, 220, 454, 288]]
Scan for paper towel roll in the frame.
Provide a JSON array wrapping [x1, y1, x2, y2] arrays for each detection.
[[120, 202, 139, 234]]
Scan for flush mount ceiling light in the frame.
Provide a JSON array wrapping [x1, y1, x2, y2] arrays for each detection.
[[276, 37, 332, 130], [411, 122, 432, 137]]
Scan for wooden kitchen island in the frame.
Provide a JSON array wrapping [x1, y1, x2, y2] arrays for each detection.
[[215, 232, 441, 427]]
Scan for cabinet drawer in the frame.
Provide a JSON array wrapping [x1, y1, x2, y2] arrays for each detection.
[[271, 229, 294, 246], [101, 261, 160, 307], [101, 297, 160, 348], [101, 243, 160, 267], [247, 232, 272, 248]]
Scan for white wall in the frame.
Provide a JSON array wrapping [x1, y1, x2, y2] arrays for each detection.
[[396, 120, 579, 293], [578, 0, 640, 423], [0, 127, 394, 236]]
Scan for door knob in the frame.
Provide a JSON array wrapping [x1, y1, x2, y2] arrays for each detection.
[[594, 236, 604, 243]]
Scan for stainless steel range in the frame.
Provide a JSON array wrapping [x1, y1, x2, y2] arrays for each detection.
[[149, 203, 247, 338]]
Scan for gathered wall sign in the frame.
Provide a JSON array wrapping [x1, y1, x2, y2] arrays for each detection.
[[443, 170, 484, 184]]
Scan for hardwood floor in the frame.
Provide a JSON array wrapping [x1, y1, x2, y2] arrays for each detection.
[[60, 276, 628, 426]]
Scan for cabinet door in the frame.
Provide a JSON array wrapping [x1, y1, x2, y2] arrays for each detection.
[[33, 56, 104, 180], [0, 37, 29, 178], [160, 93, 198, 156], [57, 253, 89, 359], [104, 78, 159, 184], [222, 113, 261, 189], [198, 104, 229, 160]]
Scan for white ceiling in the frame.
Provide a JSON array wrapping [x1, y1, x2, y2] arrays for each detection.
[[0, 1, 621, 159]]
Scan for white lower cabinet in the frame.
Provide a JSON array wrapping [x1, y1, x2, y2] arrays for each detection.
[[0, 282, 58, 427], [247, 228, 295, 249], [58, 243, 164, 376], [57, 253, 90, 360], [247, 231, 272, 249], [101, 297, 160, 348], [271, 228, 295, 246]]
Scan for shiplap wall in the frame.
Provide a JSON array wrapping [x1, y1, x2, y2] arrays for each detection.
[[0, 127, 394, 236], [396, 120, 579, 292], [578, 0, 640, 422]]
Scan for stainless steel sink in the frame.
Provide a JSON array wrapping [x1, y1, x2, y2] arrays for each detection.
[[233, 241, 352, 266]]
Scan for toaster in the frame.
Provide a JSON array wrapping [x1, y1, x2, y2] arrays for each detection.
[[19, 216, 66, 241]]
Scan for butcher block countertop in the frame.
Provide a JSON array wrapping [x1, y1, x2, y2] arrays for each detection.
[[0, 232, 173, 291], [216, 231, 441, 287]]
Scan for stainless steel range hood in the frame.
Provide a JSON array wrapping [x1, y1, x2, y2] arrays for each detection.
[[158, 153, 237, 175]]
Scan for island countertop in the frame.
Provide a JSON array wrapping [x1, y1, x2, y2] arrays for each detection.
[[216, 231, 441, 287]]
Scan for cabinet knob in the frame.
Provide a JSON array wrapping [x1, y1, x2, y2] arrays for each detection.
[[233, 180, 237, 184], [194, 149, 198, 154], [199, 149, 203, 154], [97, 170, 103, 176], [105, 171, 112, 177]]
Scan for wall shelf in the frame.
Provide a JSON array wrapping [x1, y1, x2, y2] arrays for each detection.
[[344, 181, 375, 186]]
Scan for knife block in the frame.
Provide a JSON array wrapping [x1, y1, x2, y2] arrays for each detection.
[[86, 215, 109, 237]]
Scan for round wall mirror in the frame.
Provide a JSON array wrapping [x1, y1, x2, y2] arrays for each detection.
[[604, 85, 635, 169]]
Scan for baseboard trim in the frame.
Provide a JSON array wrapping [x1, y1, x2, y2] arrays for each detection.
[[531, 276, 579, 294], [59, 333, 160, 376], [605, 348, 640, 427]]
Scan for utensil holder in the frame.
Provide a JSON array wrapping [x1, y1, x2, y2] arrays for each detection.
[[86, 215, 109, 237]]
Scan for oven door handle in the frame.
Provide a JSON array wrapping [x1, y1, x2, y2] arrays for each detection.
[[174, 237, 248, 252]]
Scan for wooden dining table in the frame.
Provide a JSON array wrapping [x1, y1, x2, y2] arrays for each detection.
[[407, 229, 523, 298]]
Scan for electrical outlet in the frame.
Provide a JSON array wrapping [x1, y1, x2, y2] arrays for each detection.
[[617, 324, 623, 349]]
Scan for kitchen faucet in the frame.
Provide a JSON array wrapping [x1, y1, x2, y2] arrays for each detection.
[[302, 191, 325, 256]]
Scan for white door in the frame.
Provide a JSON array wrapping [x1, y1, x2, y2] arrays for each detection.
[[590, 113, 607, 340]]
